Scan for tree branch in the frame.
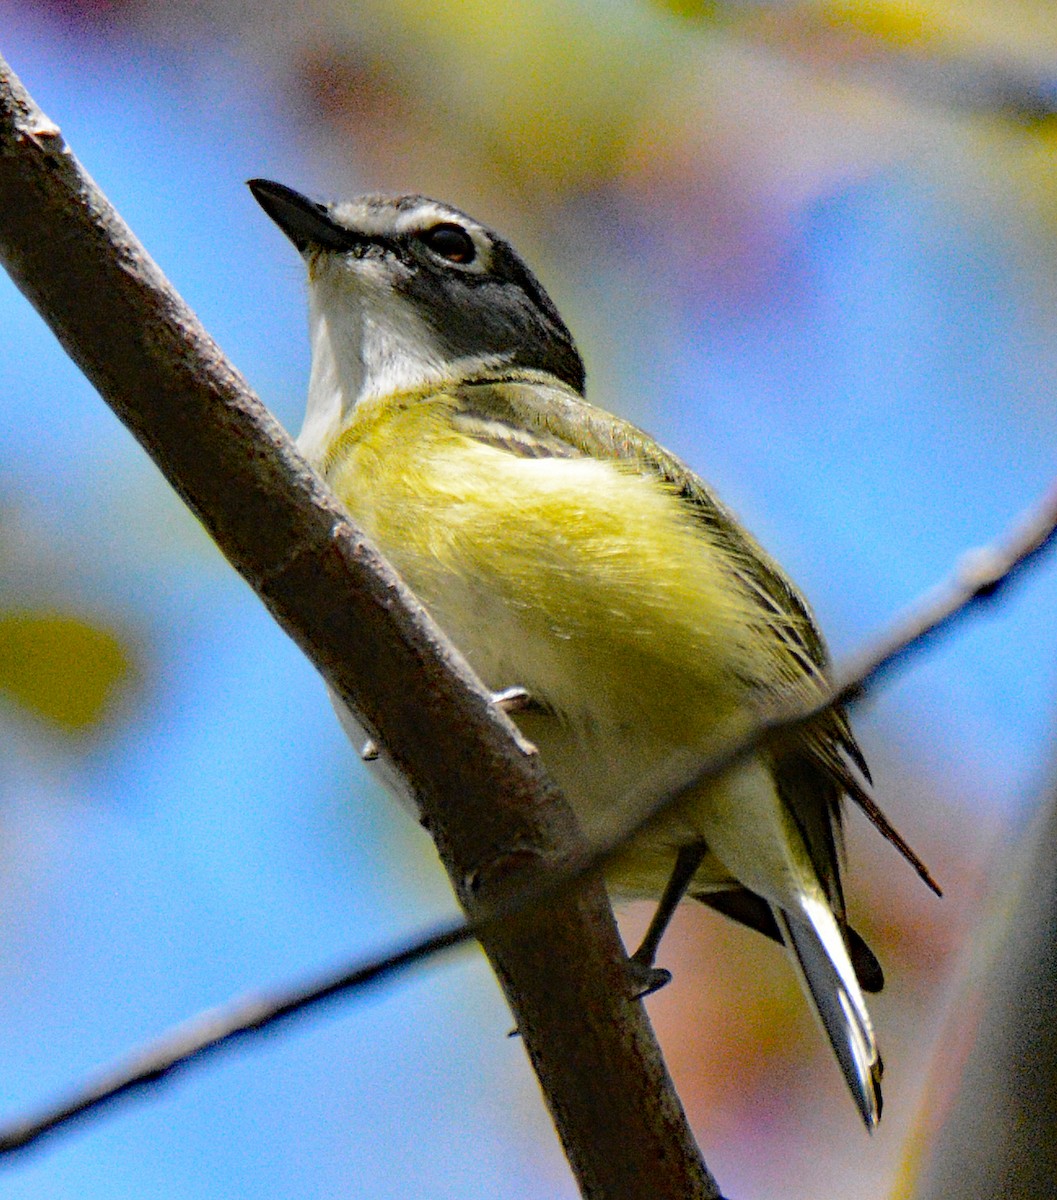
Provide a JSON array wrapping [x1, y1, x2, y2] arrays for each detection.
[[0, 52, 720, 1200]]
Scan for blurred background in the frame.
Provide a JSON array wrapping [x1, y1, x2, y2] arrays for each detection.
[[1, 1, 1056, 1197]]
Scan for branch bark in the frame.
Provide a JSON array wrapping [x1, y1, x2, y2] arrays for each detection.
[[0, 53, 720, 1199]]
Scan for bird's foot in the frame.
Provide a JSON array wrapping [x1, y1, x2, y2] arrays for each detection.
[[491, 686, 547, 756], [627, 956, 672, 999], [491, 686, 544, 715], [359, 688, 539, 764]]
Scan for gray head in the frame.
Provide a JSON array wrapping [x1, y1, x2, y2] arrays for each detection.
[[248, 180, 585, 397]]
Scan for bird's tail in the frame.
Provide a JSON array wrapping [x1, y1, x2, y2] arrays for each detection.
[[774, 894, 883, 1129]]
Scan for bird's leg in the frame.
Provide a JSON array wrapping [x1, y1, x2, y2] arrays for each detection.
[[492, 686, 552, 716], [359, 688, 543, 764], [491, 687, 551, 757], [491, 686, 534, 714], [628, 842, 708, 998]]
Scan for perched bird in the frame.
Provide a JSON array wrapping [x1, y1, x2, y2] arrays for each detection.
[[249, 178, 938, 1129]]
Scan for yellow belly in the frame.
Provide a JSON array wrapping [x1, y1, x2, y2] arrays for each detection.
[[322, 392, 800, 901]]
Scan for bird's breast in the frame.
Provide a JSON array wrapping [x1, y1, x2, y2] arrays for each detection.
[[322, 393, 775, 890]]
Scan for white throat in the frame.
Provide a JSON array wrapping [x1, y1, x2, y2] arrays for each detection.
[[296, 263, 511, 466]]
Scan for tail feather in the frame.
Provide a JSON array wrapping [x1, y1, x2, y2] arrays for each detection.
[[694, 887, 884, 992], [774, 896, 883, 1129]]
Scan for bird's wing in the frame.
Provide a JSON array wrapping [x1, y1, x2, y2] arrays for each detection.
[[450, 375, 937, 897]]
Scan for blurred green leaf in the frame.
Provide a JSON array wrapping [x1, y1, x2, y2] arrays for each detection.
[[821, 0, 940, 48], [0, 611, 133, 733], [649, 0, 719, 22]]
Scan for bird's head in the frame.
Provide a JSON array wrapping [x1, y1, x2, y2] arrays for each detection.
[[249, 179, 585, 414]]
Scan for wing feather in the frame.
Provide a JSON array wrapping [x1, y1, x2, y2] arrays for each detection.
[[450, 374, 935, 895]]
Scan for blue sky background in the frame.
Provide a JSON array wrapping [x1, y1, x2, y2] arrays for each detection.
[[1, 4, 1056, 1198]]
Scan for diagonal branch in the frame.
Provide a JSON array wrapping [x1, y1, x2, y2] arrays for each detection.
[[0, 52, 720, 1200]]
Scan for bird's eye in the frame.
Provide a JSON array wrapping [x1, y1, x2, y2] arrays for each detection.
[[420, 224, 476, 264]]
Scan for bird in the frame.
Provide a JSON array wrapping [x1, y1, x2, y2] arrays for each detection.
[[248, 177, 939, 1129]]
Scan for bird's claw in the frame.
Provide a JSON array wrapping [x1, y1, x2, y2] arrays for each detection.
[[627, 959, 672, 999], [491, 686, 533, 714]]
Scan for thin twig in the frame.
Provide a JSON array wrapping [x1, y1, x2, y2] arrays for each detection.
[[2, 472, 1055, 1159], [0, 921, 470, 1154]]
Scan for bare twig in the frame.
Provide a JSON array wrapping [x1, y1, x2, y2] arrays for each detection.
[[0, 52, 718, 1200], [0, 921, 471, 1155]]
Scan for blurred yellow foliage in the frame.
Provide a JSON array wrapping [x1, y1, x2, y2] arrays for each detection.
[[647, 0, 719, 21], [822, 0, 940, 47], [303, 0, 1057, 256], [324, 0, 683, 189], [0, 611, 133, 733]]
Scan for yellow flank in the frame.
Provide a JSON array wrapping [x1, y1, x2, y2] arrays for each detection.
[[324, 387, 808, 898]]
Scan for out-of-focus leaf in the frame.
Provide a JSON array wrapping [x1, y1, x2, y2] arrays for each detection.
[[901, 767, 1057, 1199], [649, 0, 720, 22], [0, 611, 133, 733], [319, 0, 683, 191], [751, 2, 1057, 123], [821, 0, 941, 48]]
